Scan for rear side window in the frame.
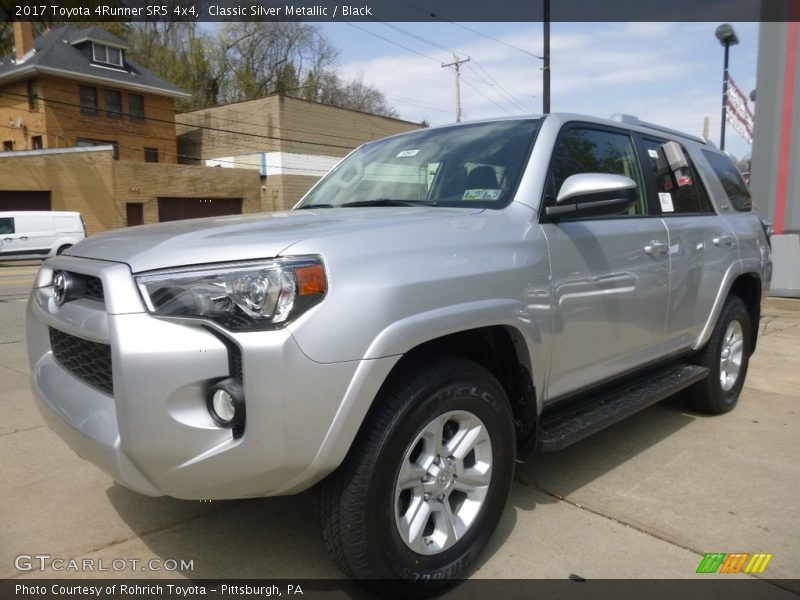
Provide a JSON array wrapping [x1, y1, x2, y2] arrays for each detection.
[[701, 150, 752, 212], [642, 138, 713, 214], [0, 218, 13, 234]]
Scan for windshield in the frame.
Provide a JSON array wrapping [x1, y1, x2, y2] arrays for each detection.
[[298, 119, 541, 209]]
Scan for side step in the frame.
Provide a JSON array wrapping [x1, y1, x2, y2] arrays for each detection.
[[538, 364, 709, 452]]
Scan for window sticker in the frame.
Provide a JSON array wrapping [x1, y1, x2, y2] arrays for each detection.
[[396, 149, 420, 158], [659, 192, 675, 213], [462, 189, 501, 200], [648, 149, 659, 159]]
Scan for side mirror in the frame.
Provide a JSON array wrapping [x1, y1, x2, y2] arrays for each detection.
[[546, 173, 638, 218]]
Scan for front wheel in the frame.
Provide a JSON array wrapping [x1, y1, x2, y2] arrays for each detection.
[[318, 354, 515, 591]]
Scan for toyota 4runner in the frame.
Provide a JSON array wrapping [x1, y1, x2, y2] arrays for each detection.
[[26, 113, 771, 588]]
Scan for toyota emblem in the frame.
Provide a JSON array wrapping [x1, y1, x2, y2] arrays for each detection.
[[52, 271, 70, 306]]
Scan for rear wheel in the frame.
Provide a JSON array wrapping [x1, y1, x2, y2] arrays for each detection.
[[56, 245, 71, 255], [318, 354, 515, 592], [685, 295, 751, 414]]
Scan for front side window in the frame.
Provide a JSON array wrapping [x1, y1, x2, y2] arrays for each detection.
[[80, 85, 97, 114], [642, 138, 712, 214], [0, 217, 14, 234], [548, 126, 646, 215], [105, 90, 122, 118], [701, 150, 752, 212], [299, 119, 541, 209]]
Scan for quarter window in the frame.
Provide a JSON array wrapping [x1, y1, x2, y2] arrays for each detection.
[[642, 138, 712, 214], [701, 150, 752, 212], [549, 127, 646, 215]]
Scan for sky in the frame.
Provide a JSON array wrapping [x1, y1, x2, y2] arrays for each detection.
[[318, 22, 759, 161]]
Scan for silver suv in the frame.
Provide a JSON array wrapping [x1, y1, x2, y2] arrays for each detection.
[[27, 114, 771, 589]]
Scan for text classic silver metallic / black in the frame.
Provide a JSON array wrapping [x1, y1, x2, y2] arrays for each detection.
[[27, 113, 771, 590]]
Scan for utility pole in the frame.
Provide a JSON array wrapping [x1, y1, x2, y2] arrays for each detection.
[[543, 0, 550, 114], [442, 55, 470, 122]]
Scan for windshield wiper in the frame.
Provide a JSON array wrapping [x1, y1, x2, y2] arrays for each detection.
[[340, 199, 438, 207], [297, 203, 334, 209]]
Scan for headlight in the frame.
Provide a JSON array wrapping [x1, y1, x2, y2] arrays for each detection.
[[135, 257, 327, 331]]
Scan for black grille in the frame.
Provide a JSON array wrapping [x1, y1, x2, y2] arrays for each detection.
[[49, 328, 113, 395], [82, 275, 104, 302]]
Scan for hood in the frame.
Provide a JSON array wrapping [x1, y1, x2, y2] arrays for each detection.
[[68, 207, 482, 272]]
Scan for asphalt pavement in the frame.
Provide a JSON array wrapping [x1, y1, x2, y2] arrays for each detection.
[[1, 261, 798, 595]]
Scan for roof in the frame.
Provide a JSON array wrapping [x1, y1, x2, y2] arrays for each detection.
[[0, 25, 189, 99]]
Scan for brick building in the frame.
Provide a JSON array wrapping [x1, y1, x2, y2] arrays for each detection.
[[0, 24, 260, 229], [0, 23, 187, 163], [176, 95, 421, 211]]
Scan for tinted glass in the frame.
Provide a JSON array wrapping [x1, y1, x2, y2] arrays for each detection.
[[550, 127, 646, 215], [0, 218, 14, 234], [702, 150, 752, 212], [642, 138, 712, 214], [300, 119, 541, 209]]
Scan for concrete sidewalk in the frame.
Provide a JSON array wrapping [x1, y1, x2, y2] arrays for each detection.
[[1, 291, 798, 589]]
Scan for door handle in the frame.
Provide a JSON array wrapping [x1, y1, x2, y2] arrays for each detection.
[[712, 235, 735, 248], [644, 241, 669, 256], [20, 236, 28, 241], [2, 237, 12, 242]]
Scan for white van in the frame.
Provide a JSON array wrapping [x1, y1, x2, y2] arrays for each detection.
[[0, 211, 86, 261]]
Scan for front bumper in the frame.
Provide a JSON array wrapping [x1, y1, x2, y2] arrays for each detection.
[[27, 256, 385, 499]]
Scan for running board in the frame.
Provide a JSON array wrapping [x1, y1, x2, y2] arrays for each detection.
[[538, 364, 709, 452]]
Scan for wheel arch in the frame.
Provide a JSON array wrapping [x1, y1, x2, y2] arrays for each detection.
[[695, 263, 763, 354]]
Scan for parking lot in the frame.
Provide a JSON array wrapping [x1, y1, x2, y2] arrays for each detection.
[[1, 261, 798, 592]]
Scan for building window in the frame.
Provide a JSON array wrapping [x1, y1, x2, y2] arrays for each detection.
[[31, 136, 43, 150], [77, 138, 119, 160], [27, 80, 39, 111], [92, 43, 124, 67], [80, 85, 97, 114], [144, 147, 159, 163], [105, 90, 122, 118], [2, 140, 13, 152], [128, 94, 144, 120]]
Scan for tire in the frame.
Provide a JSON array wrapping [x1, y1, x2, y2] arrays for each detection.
[[318, 354, 515, 593], [56, 245, 71, 255], [685, 295, 751, 414]]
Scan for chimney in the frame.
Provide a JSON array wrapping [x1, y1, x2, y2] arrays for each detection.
[[13, 22, 35, 62]]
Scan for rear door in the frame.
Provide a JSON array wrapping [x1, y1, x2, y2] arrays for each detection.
[[639, 137, 736, 354], [540, 124, 670, 402]]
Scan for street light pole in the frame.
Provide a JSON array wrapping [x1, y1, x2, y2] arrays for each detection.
[[715, 24, 739, 151], [543, 0, 550, 114]]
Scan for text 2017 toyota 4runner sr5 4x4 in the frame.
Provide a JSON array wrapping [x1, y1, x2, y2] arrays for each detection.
[[27, 113, 770, 588]]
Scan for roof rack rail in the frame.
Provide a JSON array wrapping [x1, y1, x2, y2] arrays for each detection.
[[610, 114, 708, 145]]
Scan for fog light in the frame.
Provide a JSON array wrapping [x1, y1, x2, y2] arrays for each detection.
[[207, 378, 245, 436]]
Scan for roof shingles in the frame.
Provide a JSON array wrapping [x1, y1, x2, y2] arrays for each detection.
[[0, 25, 188, 98]]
